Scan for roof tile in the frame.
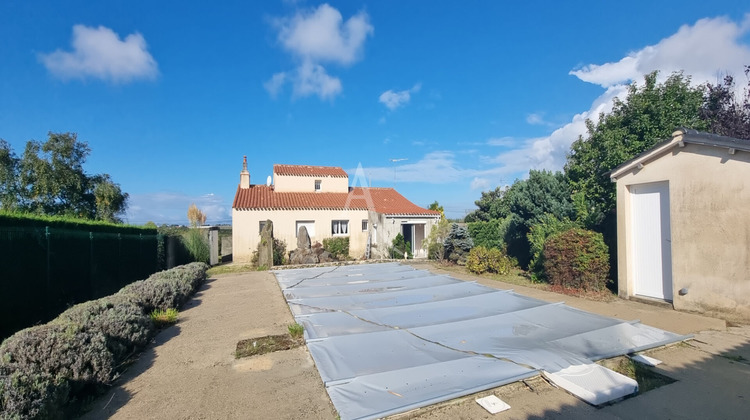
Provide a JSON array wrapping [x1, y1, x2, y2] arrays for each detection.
[[273, 164, 348, 178], [232, 185, 440, 216]]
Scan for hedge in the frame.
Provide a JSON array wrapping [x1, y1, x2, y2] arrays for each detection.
[[0, 262, 208, 419]]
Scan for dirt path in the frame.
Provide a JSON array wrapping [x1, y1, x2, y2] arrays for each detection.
[[81, 271, 336, 420]]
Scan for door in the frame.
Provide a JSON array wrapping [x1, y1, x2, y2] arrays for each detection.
[[402, 224, 414, 254], [630, 182, 673, 301]]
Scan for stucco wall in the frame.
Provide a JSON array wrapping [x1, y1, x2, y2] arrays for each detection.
[[232, 208, 371, 262], [368, 212, 439, 259], [233, 208, 440, 262], [273, 174, 349, 193], [615, 143, 750, 321]]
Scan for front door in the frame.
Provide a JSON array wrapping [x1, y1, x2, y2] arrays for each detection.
[[630, 182, 673, 301], [401, 224, 414, 254]]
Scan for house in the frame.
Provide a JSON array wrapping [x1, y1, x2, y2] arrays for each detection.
[[231, 157, 441, 262], [610, 128, 750, 321]]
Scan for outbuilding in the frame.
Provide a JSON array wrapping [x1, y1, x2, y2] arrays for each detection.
[[610, 128, 750, 321]]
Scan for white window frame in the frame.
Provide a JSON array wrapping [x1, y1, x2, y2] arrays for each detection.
[[314, 179, 321, 192], [362, 220, 368, 231], [332, 220, 349, 236]]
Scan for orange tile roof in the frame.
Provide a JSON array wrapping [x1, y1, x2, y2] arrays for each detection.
[[273, 164, 348, 178], [232, 185, 441, 216]]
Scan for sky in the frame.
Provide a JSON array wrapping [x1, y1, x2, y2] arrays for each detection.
[[1, 1, 749, 223]]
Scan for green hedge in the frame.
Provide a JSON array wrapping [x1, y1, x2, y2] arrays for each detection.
[[0, 212, 155, 235], [0, 263, 208, 419]]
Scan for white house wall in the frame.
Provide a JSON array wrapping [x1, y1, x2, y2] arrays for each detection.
[[274, 174, 349, 193], [615, 143, 750, 321], [232, 208, 370, 262]]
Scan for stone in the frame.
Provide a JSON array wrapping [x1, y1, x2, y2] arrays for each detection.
[[257, 219, 274, 268], [297, 226, 311, 250]]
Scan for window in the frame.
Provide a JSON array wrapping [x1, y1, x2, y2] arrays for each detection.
[[296, 221, 315, 237], [259, 221, 266, 234], [362, 220, 368, 231], [315, 179, 321, 192], [332, 220, 349, 235]]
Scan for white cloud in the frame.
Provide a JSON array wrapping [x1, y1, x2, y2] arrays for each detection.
[[486, 137, 516, 147], [264, 72, 287, 98], [126, 192, 229, 225], [267, 4, 373, 100], [571, 15, 750, 88], [359, 151, 466, 184], [292, 60, 342, 99], [495, 15, 750, 179], [276, 3, 373, 65], [379, 83, 422, 110], [470, 177, 490, 190], [39, 25, 158, 83]]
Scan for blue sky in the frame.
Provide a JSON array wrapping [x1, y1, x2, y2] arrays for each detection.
[[2, 1, 749, 223]]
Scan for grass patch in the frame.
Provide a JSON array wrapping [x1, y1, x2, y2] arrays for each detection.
[[150, 308, 178, 328], [206, 263, 256, 276], [601, 356, 676, 394], [288, 323, 304, 339], [235, 333, 305, 358]]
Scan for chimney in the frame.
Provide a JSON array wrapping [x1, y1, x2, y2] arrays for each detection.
[[240, 155, 250, 188]]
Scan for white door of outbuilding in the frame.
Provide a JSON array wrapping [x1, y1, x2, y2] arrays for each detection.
[[630, 182, 673, 301]]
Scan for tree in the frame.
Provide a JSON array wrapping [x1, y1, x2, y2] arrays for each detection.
[[464, 186, 508, 222], [187, 203, 206, 227], [504, 170, 574, 228], [0, 139, 20, 210], [700, 66, 750, 140], [6, 132, 129, 221], [565, 71, 706, 220], [428, 201, 445, 220], [92, 175, 129, 223]]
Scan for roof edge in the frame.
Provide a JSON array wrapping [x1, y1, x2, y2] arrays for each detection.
[[610, 128, 750, 181]]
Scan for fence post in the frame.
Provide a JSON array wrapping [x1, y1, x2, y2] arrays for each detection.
[[45, 226, 51, 319], [89, 231, 95, 299]]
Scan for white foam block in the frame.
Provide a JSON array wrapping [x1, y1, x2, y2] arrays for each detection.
[[476, 395, 511, 414], [629, 354, 662, 366], [543, 364, 638, 406]]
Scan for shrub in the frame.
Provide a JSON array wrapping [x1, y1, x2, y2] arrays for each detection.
[[322, 237, 349, 260], [423, 218, 450, 260], [427, 242, 444, 260], [0, 263, 208, 420], [443, 224, 474, 265], [543, 228, 610, 291], [273, 238, 287, 265], [466, 246, 515, 275], [252, 238, 287, 266], [118, 262, 208, 313], [183, 228, 209, 264], [0, 323, 113, 386], [527, 215, 580, 282], [389, 233, 412, 259], [53, 294, 154, 364], [0, 370, 69, 420], [467, 218, 510, 250]]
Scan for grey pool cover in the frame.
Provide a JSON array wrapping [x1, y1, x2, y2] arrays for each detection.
[[274, 263, 687, 420]]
